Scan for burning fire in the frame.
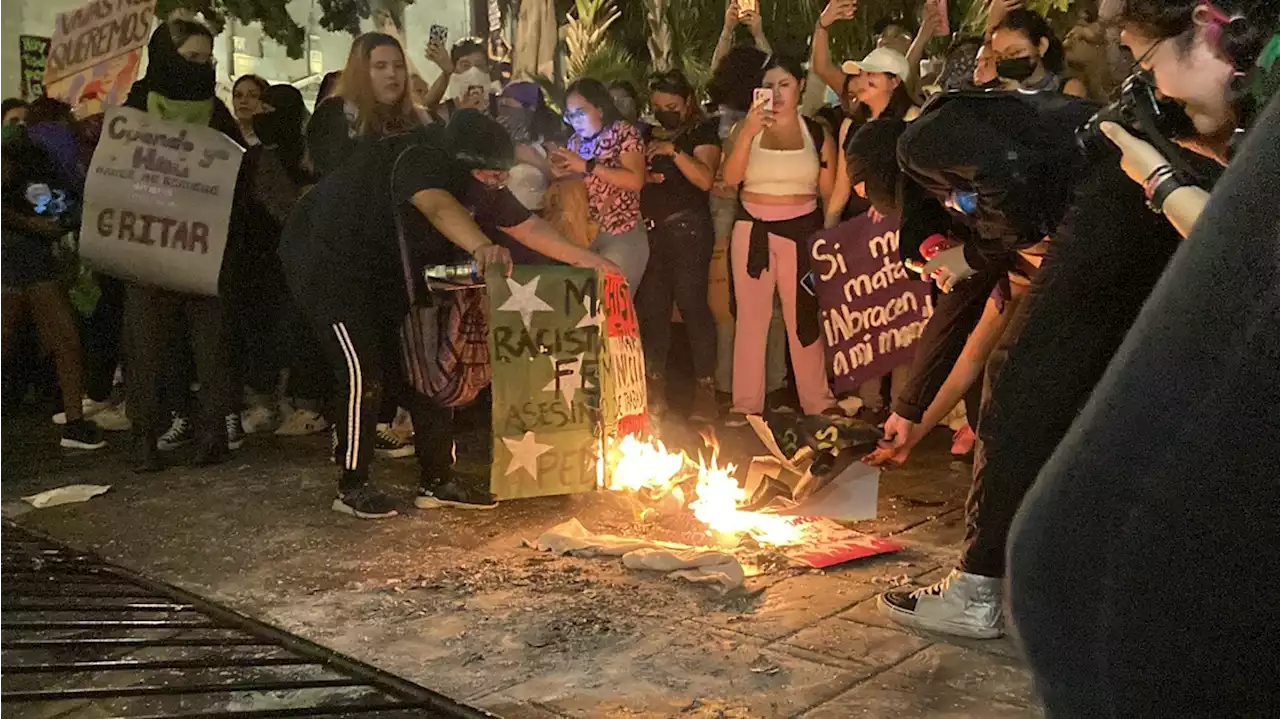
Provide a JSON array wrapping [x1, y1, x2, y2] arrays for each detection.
[[603, 434, 804, 547]]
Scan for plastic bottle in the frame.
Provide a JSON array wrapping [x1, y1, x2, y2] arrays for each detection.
[[423, 261, 483, 284], [905, 234, 956, 275]]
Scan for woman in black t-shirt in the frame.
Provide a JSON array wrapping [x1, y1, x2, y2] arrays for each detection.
[[637, 71, 723, 423]]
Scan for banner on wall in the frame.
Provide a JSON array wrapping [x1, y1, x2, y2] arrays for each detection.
[[19, 36, 52, 100], [43, 0, 156, 112], [806, 211, 934, 395], [79, 107, 244, 296]]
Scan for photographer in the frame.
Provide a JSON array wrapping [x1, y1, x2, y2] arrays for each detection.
[[1008, 2, 1280, 714]]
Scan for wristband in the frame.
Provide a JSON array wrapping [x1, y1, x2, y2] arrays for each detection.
[[1148, 174, 1187, 215], [585, 158, 598, 175]]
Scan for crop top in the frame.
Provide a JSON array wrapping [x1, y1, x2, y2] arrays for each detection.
[[741, 117, 820, 196]]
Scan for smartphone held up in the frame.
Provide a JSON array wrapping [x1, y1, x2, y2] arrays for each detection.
[[752, 87, 774, 113]]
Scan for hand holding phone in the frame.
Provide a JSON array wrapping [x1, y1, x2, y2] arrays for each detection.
[[752, 87, 774, 112], [429, 24, 449, 46]]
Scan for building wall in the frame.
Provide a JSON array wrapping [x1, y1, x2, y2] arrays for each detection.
[[2, 0, 477, 106]]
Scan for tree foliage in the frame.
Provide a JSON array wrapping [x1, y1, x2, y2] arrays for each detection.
[[156, 0, 416, 59]]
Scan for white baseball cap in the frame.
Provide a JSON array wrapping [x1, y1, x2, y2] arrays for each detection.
[[841, 48, 911, 81]]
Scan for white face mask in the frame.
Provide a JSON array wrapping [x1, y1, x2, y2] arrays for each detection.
[[447, 67, 492, 101]]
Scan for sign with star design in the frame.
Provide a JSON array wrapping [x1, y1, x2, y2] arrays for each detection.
[[487, 267, 650, 500], [488, 266, 603, 500]]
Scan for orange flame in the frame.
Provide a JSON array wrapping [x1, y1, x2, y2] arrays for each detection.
[[604, 432, 804, 547]]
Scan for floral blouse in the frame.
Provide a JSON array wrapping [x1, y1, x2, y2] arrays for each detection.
[[568, 121, 643, 234]]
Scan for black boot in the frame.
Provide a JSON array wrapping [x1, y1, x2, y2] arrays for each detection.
[[647, 374, 667, 419], [133, 435, 164, 474]]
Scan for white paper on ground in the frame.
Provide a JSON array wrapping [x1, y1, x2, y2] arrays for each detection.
[[777, 461, 880, 521], [23, 484, 111, 508]]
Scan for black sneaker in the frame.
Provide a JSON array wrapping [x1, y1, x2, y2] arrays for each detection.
[[333, 485, 399, 519], [191, 436, 229, 467], [226, 413, 245, 450], [61, 419, 107, 450], [374, 423, 415, 458], [157, 412, 193, 451], [416, 476, 497, 510]]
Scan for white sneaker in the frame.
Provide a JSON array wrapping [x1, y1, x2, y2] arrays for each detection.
[[52, 398, 109, 425], [877, 569, 1004, 639], [89, 402, 132, 432], [274, 407, 330, 436], [241, 404, 278, 434]]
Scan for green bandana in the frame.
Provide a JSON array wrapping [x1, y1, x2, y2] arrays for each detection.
[[1249, 34, 1280, 107], [1, 122, 21, 144], [147, 92, 214, 125]]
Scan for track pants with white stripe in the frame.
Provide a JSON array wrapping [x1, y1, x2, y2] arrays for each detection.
[[311, 310, 453, 491]]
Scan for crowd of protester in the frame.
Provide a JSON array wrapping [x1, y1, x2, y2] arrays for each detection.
[[4, 0, 1278, 706]]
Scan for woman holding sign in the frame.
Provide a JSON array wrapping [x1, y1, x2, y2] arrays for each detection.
[[720, 53, 840, 425], [122, 19, 245, 472]]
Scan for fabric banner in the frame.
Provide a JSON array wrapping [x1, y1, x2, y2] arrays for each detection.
[[79, 106, 244, 296], [598, 272, 648, 440], [19, 36, 52, 100], [488, 266, 603, 500], [806, 211, 933, 394], [42, 0, 155, 112]]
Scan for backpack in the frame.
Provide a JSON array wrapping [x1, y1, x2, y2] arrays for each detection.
[[390, 140, 492, 408]]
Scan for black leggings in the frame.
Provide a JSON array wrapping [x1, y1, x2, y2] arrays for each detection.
[[311, 306, 452, 491], [635, 209, 717, 379]]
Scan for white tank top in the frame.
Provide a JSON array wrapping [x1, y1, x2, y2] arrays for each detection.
[[742, 118, 820, 196]]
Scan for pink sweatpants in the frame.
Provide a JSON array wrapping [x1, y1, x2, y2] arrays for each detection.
[[731, 201, 837, 416]]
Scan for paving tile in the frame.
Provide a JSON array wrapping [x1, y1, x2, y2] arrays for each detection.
[[472, 694, 568, 718], [875, 643, 1037, 706], [502, 620, 866, 718], [691, 572, 878, 640], [782, 615, 932, 669], [803, 685, 1041, 718]]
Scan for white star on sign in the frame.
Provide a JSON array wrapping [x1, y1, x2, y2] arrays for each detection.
[[497, 275, 553, 330], [576, 293, 600, 328], [544, 353, 585, 406], [502, 431, 553, 480]]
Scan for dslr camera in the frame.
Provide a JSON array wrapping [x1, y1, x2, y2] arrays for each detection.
[[1077, 71, 1196, 157]]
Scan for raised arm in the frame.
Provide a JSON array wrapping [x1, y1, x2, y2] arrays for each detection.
[[812, 1, 857, 94], [906, 1, 941, 94], [826, 118, 853, 227]]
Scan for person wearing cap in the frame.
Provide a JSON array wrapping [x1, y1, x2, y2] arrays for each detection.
[[812, 0, 942, 116], [279, 50, 514, 518]]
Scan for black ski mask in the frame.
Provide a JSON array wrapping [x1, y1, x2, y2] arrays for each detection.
[[654, 109, 683, 131]]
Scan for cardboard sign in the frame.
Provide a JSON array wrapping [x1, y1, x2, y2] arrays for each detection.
[[79, 106, 244, 296], [44, 0, 155, 87], [782, 517, 901, 569], [807, 211, 933, 394], [43, 0, 155, 112], [488, 266, 603, 500], [599, 272, 648, 439], [19, 36, 52, 100]]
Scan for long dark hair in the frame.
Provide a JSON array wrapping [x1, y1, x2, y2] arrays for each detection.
[[566, 77, 623, 127], [649, 70, 705, 124], [996, 9, 1066, 74], [708, 46, 769, 111]]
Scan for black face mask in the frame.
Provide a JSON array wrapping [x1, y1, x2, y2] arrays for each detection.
[[654, 109, 683, 131], [996, 56, 1037, 83]]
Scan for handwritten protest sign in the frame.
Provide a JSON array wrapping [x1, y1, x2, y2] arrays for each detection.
[[43, 0, 155, 111], [488, 266, 603, 500], [599, 272, 649, 439], [807, 211, 933, 394], [19, 36, 52, 99], [80, 106, 244, 296]]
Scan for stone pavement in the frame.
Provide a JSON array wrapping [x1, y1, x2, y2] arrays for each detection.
[[2, 414, 1043, 718]]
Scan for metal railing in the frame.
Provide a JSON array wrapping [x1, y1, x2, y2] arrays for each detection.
[[1, 521, 497, 718]]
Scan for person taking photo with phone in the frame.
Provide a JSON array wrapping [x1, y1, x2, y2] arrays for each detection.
[[720, 53, 841, 427]]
